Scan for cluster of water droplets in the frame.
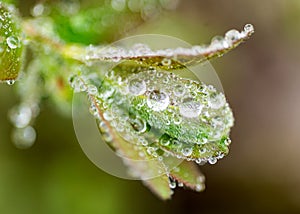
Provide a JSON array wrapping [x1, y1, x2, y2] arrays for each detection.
[[82, 24, 254, 65], [71, 62, 234, 165], [168, 168, 205, 192], [9, 103, 39, 149]]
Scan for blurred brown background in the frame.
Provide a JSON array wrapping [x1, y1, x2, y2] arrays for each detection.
[[1, 0, 300, 213]]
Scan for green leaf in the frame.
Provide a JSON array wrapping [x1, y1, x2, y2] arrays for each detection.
[[85, 91, 174, 199], [0, 2, 23, 82], [79, 24, 254, 70], [170, 161, 205, 192], [142, 175, 173, 200]]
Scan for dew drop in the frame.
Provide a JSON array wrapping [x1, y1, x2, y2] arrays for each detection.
[[181, 147, 193, 157], [195, 183, 205, 192], [12, 126, 36, 149], [225, 29, 241, 41], [244, 24, 254, 33], [207, 92, 225, 109], [211, 35, 229, 49], [160, 137, 170, 146], [208, 157, 217, 165], [9, 105, 32, 128], [169, 177, 177, 189], [6, 79, 15, 85], [103, 111, 113, 121], [179, 98, 202, 118], [175, 181, 182, 187], [111, 0, 126, 11], [147, 90, 170, 111], [129, 117, 147, 133], [161, 58, 171, 66], [199, 148, 206, 154], [172, 139, 182, 149], [31, 3, 45, 17], [173, 84, 185, 97], [87, 85, 98, 95], [128, 78, 146, 96], [6, 36, 19, 49]]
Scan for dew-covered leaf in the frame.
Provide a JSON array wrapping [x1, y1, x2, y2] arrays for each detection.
[[80, 24, 254, 70], [170, 161, 205, 192], [82, 88, 174, 200], [0, 2, 23, 82], [101, 62, 234, 165], [69, 56, 234, 198]]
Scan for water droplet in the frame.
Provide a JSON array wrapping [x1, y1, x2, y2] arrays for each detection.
[[103, 111, 113, 121], [12, 126, 36, 149], [6, 79, 15, 85], [195, 183, 205, 192], [169, 177, 177, 189], [161, 58, 171, 66], [181, 147, 193, 157], [31, 3, 45, 17], [208, 157, 217, 164], [6, 36, 19, 49], [173, 114, 182, 125], [147, 90, 170, 111], [199, 148, 206, 154], [244, 24, 254, 33], [172, 139, 182, 149], [173, 84, 185, 97], [225, 29, 241, 41], [207, 92, 225, 109], [178, 182, 184, 187], [111, 0, 126, 11], [128, 78, 146, 96], [211, 35, 229, 49], [160, 137, 170, 146], [179, 98, 202, 118], [9, 105, 32, 128], [129, 117, 147, 133], [87, 85, 98, 95]]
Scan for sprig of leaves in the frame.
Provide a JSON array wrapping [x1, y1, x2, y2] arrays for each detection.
[[0, 1, 254, 199]]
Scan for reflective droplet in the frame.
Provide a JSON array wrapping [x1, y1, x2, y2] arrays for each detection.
[[129, 117, 147, 133], [6, 36, 19, 49], [87, 85, 98, 95], [9, 105, 32, 128], [160, 137, 170, 146], [161, 58, 171, 66], [31, 3, 45, 17], [12, 126, 36, 149], [6, 80, 15, 85], [208, 157, 217, 164], [147, 90, 170, 111], [169, 177, 176, 189], [195, 183, 205, 192], [111, 0, 126, 11], [173, 84, 185, 97], [179, 98, 202, 118], [244, 24, 254, 33], [128, 78, 146, 96], [211, 35, 229, 49], [181, 147, 193, 157], [207, 92, 225, 109], [103, 111, 113, 121], [225, 29, 241, 41]]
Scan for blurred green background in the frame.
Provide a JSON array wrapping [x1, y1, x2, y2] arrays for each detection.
[[1, 0, 300, 213]]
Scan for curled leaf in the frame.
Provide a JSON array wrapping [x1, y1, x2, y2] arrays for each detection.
[[80, 24, 254, 70], [0, 2, 23, 83]]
